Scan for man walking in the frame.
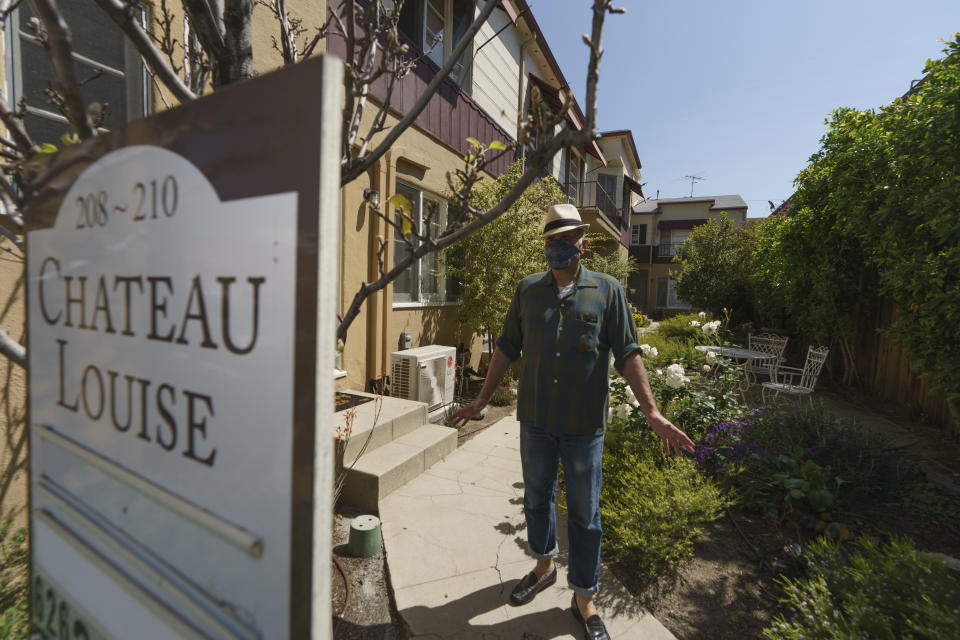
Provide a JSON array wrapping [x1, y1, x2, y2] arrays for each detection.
[[451, 203, 695, 640]]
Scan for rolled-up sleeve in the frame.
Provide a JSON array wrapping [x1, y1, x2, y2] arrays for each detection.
[[496, 282, 524, 362], [606, 283, 641, 372]]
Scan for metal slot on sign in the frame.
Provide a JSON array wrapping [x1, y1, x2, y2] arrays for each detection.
[[38, 477, 262, 640], [35, 509, 224, 640], [36, 424, 263, 558]]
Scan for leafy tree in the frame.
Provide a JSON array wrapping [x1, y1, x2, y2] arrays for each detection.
[[447, 160, 559, 352], [674, 213, 773, 325], [580, 232, 638, 283], [448, 159, 636, 352], [785, 35, 959, 401]]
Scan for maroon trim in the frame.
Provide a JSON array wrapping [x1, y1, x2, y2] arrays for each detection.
[[498, 0, 519, 24], [624, 175, 645, 198], [658, 218, 708, 230], [327, 35, 515, 177]]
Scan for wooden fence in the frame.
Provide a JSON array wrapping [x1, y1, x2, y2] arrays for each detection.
[[853, 300, 955, 435]]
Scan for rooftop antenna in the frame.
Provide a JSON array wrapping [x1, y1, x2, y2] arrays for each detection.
[[683, 175, 704, 197]]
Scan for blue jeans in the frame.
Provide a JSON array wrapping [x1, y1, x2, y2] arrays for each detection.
[[519, 422, 604, 597]]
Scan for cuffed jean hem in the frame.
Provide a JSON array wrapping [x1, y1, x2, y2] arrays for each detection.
[[527, 542, 559, 560], [568, 580, 599, 598]]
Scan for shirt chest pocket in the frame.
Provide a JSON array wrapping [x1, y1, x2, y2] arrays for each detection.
[[566, 311, 601, 352]]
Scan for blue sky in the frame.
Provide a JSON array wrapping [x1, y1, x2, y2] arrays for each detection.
[[533, 1, 960, 217]]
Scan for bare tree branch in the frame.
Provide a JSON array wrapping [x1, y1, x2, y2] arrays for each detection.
[[29, 0, 94, 138], [338, 124, 595, 341], [184, 22, 212, 94], [0, 94, 37, 155], [0, 0, 23, 24], [340, 0, 500, 186], [0, 328, 24, 369], [583, 0, 624, 131], [221, 0, 256, 84], [182, 0, 226, 73]]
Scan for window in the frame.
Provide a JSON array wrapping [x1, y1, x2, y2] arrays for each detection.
[[7, 0, 147, 144], [659, 228, 691, 257], [565, 151, 582, 203], [596, 173, 618, 207], [630, 224, 647, 245], [398, 0, 473, 85], [628, 269, 648, 308], [393, 181, 462, 304], [656, 275, 690, 310]]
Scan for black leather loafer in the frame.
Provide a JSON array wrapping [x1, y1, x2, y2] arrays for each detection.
[[508, 566, 557, 606], [571, 593, 611, 640]]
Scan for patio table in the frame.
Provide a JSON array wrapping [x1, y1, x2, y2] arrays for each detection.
[[695, 345, 778, 391]]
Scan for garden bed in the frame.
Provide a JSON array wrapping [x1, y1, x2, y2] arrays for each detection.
[[600, 311, 960, 639]]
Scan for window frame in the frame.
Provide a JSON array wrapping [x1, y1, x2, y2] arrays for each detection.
[[596, 173, 618, 207], [5, 1, 149, 141], [630, 223, 647, 245], [656, 275, 690, 310], [565, 150, 582, 203], [392, 181, 462, 307], [659, 228, 691, 257], [401, 0, 473, 87]]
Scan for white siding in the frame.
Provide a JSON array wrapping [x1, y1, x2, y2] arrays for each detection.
[[470, 10, 522, 137]]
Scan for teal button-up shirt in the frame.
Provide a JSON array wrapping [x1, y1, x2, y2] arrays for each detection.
[[496, 266, 641, 435]]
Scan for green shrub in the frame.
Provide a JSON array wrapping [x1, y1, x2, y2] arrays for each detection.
[[0, 520, 28, 640], [697, 404, 959, 527], [611, 361, 744, 444], [636, 332, 711, 369], [489, 385, 514, 407], [600, 417, 729, 577], [764, 536, 960, 639], [655, 313, 710, 343]]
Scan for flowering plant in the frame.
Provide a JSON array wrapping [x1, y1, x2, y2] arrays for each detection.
[[701, 320, 721, 337], [664, 363, 688, 389]]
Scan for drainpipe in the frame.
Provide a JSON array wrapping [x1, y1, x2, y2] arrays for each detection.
[[380, 151, 392, 382]]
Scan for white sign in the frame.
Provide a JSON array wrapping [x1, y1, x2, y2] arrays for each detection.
[[28, 145, 300, 638]]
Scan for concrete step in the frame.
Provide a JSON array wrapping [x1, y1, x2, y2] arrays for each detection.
[[335, 392, 429, 462], [339, 424, 457, 512]]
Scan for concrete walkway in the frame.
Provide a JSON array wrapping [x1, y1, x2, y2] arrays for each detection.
[[379, 413, 677, 640]]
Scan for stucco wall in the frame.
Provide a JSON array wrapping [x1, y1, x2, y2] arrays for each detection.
[[0, 19, 27, 534], [335, 107, 486, 393], [0, 236, 27, 532]]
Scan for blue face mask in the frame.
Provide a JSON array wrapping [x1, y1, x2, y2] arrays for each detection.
[[545, 239, 582, 270]]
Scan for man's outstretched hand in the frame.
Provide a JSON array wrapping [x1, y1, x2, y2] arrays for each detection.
[[648, 413, 696, 457], [449, 398, 488, 428]]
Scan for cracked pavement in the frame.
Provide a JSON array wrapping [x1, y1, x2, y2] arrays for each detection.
[[378, 413, 677, 639]]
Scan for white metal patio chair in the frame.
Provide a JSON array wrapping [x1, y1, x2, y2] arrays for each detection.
[[745, 332, 788, 385], [761, 346, 830, 404]]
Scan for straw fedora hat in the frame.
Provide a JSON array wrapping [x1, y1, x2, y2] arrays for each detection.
[[541, 203, 589, 238]]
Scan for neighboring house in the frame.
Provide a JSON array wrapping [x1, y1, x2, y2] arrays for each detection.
[[572, 130, 644, 263], [628, 195, 748, 315]]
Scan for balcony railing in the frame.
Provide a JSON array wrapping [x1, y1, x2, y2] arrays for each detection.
[[564, 181, 621, 221], [658, 241, 685, 257]]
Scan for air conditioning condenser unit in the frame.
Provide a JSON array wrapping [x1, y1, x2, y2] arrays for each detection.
[[390, 345, 456, 415]]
